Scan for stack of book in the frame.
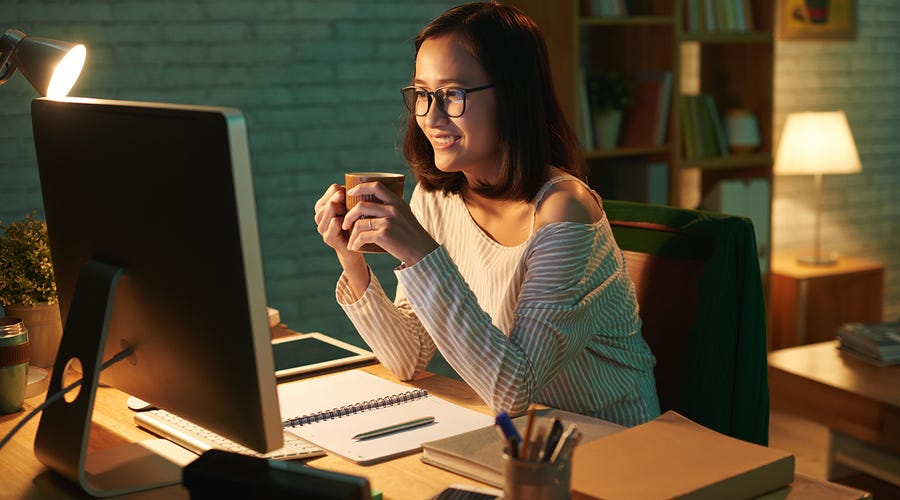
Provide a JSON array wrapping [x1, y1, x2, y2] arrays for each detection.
[[421, 410, 795, 498], [836, 321, 900, 366]]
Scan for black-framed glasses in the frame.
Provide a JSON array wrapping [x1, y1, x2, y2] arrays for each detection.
[[400, 84, 494, 118]]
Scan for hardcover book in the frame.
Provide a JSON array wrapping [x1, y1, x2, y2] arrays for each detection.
[[620, 71, 672, 148], [571, 411, 794, 499], [420, 409, 623, 487]]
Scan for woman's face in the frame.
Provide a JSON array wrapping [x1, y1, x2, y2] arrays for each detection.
[[414, 33, 500, 183]]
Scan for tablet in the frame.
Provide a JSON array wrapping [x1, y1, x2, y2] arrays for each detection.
[[272, 332, 376, 379]]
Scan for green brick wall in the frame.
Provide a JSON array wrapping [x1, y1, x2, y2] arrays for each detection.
[[1, 0, 456, 346], [772, 0, 900, 321]]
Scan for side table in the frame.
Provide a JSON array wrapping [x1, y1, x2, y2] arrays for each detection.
[[768, 252, 883, 350], [769, 341, 900, 487]]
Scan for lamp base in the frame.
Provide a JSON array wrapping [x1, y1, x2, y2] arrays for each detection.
[[796, 251, 839, 266]]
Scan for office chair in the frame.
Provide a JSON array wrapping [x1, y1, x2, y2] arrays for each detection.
[[604, 199, 769, 446]]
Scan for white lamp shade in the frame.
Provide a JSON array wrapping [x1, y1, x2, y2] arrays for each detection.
[[1, 29, 85, 97], [774, 111, 862, 175]]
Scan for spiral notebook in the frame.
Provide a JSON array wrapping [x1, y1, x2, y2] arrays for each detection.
[[277, 369, 493, 465]]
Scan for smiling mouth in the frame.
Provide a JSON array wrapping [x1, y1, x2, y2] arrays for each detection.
[[433, 135, 461, 146]]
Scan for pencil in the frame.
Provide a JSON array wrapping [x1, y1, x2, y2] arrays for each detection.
[[519, 405, 536, 460]]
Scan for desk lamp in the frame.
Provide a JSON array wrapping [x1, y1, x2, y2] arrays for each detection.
[[774, 110, 862, 266], [0, 28, 86, 97]]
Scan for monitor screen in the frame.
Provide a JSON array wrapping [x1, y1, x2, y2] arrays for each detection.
[[30, 97, 283, 483]]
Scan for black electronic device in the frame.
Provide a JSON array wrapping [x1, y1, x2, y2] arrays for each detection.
[[183, 449, 372, 500], [31, 97, 282, 496]]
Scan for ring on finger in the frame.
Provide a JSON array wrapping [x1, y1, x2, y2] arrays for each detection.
[[367, 219, 373, 230]]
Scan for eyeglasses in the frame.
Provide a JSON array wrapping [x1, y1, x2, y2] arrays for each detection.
[[400, 84, 494, 118]]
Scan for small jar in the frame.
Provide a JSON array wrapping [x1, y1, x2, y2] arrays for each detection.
[[0, 317, 30, 413], [502, 453, 572, 500]]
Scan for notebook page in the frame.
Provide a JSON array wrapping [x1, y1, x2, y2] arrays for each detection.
[[277, 370, 493, 464]]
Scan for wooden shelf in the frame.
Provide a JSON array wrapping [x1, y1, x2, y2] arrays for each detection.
[[508, 0, 774, 272], [678, 152, 773, 170], [680, 32, 774, 44], [586, 145, 671, 159], [580, 16, 675, 26]]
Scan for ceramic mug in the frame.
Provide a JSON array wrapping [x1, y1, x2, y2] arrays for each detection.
[[0, 317, 30, 414], [344, 172, 405, 253]]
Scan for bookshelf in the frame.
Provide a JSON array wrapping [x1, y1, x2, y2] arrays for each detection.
[[506, 0, 774, 270]]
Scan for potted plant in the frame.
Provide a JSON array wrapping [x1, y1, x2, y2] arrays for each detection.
[[0, 213, 62, 368], [586, 70, 633, 149]]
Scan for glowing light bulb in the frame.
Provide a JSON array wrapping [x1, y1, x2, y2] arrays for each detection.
[[46, 44, 86, 98]]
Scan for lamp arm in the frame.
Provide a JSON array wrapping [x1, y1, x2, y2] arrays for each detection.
[[0, 60, 17, 85], [0, 29, 27, 85]]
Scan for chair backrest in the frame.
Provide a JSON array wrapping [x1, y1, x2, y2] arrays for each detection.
[[604, 200, 769, 445]]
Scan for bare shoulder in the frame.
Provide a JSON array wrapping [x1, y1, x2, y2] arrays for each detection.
[[534, 179, 603, 227]]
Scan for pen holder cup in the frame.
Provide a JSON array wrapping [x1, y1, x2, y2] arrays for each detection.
[[502, 454, 571, 500]]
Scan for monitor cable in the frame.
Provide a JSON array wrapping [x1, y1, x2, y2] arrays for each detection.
[[0, 345, 134, 451]]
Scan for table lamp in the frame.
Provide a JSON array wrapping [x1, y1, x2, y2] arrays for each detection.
[[0, 28, 86, 97], [774, 110, 862, 266]]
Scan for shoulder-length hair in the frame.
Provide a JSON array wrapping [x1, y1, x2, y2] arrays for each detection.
[[403, 2, 586, 201]]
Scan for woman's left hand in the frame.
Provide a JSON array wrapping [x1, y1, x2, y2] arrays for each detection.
[[342, 181, 438, 266]]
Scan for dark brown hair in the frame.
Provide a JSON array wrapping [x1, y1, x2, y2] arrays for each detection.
[[403, 2, 586, 201]]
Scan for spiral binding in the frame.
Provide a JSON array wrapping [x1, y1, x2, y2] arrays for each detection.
[[282, 388, 429, 428]]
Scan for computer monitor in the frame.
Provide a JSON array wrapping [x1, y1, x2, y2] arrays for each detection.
[[30, 97, 282, 496]]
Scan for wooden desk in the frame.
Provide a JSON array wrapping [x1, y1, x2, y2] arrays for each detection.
[[769, 252, 884, 350], [769, 341, 900, 486], [1, 364, 869, 499]]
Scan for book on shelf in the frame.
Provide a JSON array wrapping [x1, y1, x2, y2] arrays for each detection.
[[680, 93, 728, 160], [619, 71, 672, 148], [571, 411, 795, 499], [700, 93, 729, 158], [577, 67, 595, 151], [590, 0, 628, 18], [277, 369, 493, 464], [421, 408, 623, 488], [685, 0, 753, 33], [836, 321, 900, 366]]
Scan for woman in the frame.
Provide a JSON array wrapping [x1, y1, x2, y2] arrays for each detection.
[[313, 2, 659, 426]]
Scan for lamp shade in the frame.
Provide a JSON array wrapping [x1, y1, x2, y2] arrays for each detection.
[[774, 111, 862, 176], [0, 29, 86, 97]]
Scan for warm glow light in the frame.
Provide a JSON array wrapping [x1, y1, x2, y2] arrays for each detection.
[[45, 44, 85, 98], [774, 111, 862, 176]]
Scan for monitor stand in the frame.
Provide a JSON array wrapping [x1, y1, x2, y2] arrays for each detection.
[[33, 259, 196, 497]]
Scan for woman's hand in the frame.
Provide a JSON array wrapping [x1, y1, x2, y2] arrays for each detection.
[[342, 181, 439, 266], [314, 184, 354, 254], [313, 184, 371, 297]]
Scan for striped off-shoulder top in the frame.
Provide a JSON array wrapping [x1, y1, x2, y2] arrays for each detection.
[[336, 174, 660, 427]]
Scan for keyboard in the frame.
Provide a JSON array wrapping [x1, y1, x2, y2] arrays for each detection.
[[135, 408, 325, 461]]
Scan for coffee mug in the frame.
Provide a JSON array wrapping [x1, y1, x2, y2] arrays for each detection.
[[344, 172, 405, 253], [0, 317, 30, 414]]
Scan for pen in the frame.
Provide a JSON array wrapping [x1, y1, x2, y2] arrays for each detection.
[[507, 435, 521, 458], [540, 418, 564, 462], [351, 416, 435, 440], [520, 406, 537, 460], [549, 424, 581, 463], [527, 427, 545, 462], [494, 412, 521, 441]]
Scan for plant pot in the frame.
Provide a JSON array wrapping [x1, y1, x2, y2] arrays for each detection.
[[3, 302, 63, 368], [593, 110, 623, 150]]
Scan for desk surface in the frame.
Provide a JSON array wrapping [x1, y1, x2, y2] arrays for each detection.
[[0, 364, 869, 499], [769, 341, 900, 409]]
